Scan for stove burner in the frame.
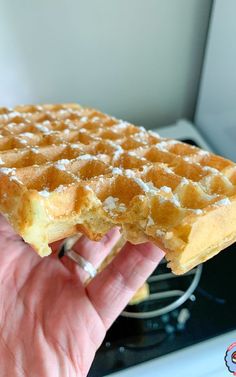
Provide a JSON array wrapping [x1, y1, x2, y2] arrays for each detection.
[[121, 260, 202, 319], [97, 259, 201, 354]]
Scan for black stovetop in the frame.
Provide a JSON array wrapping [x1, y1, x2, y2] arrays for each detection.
[[89, 243, 236, 377]]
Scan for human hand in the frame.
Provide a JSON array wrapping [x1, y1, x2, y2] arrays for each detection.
[[0, 215, 164, 376]]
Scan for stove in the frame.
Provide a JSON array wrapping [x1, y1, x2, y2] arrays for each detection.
[[88, 121, 236, 377]]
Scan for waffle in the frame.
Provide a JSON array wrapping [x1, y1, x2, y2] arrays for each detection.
[[0, 103, 236, 274]]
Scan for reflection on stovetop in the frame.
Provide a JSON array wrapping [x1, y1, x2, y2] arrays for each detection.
[[88, 138, 236, 377]]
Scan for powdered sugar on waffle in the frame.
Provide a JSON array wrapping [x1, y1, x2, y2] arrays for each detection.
[[127, 151, 137, 157], [155, 141, 168, 152], [35, 124, 50, 133], [111, 167, 182, 207], [147, 216, 154, 226], [0, 167, 22, 184], [203, 166, 220, 174], [180, 177, 189, 186], [192, 209, 204, 215], [21, 132, 34, 138], [155, 229, 173, 240], [214, 198, 231, 206], [7, 111, 22, 119], [198, 150, 210, 156], [10, 176, 23, 184], [156, 229, 166, 237], [31, 147, 39, 154], [70, 144, 80, 149], [162, 166, 174, 174], [18, 138, 28, 145], [103, 197, 117, 211], [113, 121, 130, 130], [80, 116, 88, 123], [183, 156, 192, 162], [155, 139, 180, 152], [103, 196, 126, 214], [160, 186, 172, 193], [112, 167, 123, 175], [172, 194, 181, 207], [78, 128, 86, 133], [39, 190, 50, 197], [0, 167, 16, 175], [54, 159, 70, 171], [107, 142, 124, 161], [78, 154, 97, 161]]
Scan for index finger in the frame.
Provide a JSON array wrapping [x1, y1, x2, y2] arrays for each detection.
[[86, 242, 165, 330]]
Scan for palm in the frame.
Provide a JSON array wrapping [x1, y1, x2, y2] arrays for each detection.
[[0, 215, 164, 376]]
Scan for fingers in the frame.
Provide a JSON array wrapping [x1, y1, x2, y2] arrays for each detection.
[[50, 239, 63, 254], [73, 228, 121, 266], [59, 228, 121, 283], [0, 214, 41, 277], [86, 242, 165, 330], [0, 214, 22, 241]]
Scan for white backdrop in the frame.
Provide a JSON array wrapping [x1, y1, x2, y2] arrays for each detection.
[[0, 0, 211, 128]]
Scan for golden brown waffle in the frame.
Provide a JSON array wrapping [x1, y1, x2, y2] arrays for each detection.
[[0, 103, 236, 274]]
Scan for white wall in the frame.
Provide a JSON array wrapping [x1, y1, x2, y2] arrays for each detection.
[[195, 0, 236, 161], [0, 0, 212, 128]]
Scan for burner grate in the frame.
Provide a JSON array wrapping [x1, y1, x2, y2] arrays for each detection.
[[121, 260, 202, 319]]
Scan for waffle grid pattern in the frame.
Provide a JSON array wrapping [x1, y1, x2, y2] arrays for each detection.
[[0, 104, 235, 273]]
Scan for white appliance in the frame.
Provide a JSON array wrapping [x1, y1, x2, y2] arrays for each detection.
[[195, 0, 236, 161]]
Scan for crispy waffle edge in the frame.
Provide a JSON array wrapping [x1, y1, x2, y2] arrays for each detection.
[[0, 103, 236, 274]]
